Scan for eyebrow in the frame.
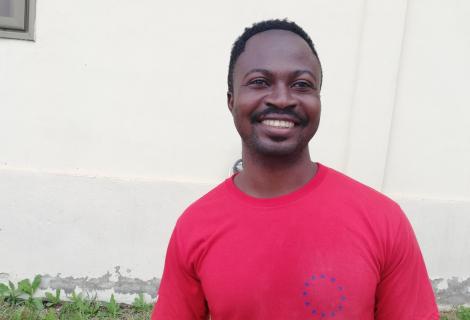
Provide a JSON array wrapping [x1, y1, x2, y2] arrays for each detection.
[[243, 68, 272, 80], [293, 70, 317, 81], [243, 68, 317, 82]]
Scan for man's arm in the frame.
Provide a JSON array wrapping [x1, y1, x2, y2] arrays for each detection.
[[151, 224, 209, 320]]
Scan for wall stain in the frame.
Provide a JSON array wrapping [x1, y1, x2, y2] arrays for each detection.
[[39, 266, 160, 298], [432, 277, 470, 306]]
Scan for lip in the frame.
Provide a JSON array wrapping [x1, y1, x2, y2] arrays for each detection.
[[255, 118, 300, 137], [255, 122, 297, 139], [257, 114, 301, 125]]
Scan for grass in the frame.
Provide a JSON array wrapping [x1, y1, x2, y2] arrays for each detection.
[[2, 301, 470, 320], [0, 301, 152, 320], [440, 306, 470, 320], [1, 301, 470, 320]]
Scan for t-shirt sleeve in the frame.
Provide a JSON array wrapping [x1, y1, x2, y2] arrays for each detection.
[[151, 223, 209, 320], [374, 206, 439, 320]]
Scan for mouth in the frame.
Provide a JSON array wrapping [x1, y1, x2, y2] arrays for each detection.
[[251, 107, 307, 128], [261, 119, 295, 129]]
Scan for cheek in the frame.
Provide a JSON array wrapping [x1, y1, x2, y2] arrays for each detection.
[[304, 98, 321, 118], [313, 104, 321, 119], [231, 96, 256, 121], [235, 88, 265, 107], [231, 107, 246, 132]]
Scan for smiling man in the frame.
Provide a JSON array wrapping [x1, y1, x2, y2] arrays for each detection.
[[151, 19, 438, 319]]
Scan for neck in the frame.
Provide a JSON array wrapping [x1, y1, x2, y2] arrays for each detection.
[[234, 146, 317, 198]]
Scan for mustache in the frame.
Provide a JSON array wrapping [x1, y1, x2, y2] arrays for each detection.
[[250, 106, 308, 126]]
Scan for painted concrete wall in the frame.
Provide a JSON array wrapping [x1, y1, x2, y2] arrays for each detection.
[[0, 0, 469, 306]]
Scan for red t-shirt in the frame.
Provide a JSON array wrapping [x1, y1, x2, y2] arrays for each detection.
[[152, 164, 438, 319]]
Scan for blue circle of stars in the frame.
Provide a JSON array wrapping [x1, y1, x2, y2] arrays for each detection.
[[302, 274, 346, 318]]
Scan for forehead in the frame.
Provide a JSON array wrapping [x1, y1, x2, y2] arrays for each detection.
[[233, 30, 320, 78]]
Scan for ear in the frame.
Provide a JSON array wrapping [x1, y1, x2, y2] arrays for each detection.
[[227, 91, 234, 113]]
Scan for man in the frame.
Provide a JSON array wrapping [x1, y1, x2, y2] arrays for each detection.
[[152, 19, 438, 319]]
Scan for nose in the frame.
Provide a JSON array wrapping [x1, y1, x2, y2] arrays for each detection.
[[265, 83, 297, 109]]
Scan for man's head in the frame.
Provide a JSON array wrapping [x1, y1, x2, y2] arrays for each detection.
[[227, 19, 322, 94], [227, 19, 322, 158]]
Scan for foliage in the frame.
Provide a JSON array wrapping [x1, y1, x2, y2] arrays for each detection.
[[18, 275, 43, 310], [0, 283, 8, 300], [131, 293, 153, 312], [102, 294, 120, 318], [0, 275, 152, 319], [44, 309, 59, 320], [456, 306, 470, 320], [0, 275, 44, 310], [45, 289, 61, 307], [60, 291, 100, 318], [440, 306, 470, 320], [0, 280, 24, 306]]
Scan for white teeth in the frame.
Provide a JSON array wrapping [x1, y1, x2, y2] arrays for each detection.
[[262, 119, 295, 128]]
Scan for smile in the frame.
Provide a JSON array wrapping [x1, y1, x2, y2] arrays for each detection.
[[261, 119, 295, 129]]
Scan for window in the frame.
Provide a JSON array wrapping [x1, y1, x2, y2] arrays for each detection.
[[0, 0, 36, 40]]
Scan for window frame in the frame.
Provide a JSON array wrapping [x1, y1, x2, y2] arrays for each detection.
[[0, 0, 37, 41]]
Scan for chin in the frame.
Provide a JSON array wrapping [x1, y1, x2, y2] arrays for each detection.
[[249, 139, 308, 158]]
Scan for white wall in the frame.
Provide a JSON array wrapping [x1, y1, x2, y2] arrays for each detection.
[[0, 0, 469, 305], [383, 0, 470, 200]]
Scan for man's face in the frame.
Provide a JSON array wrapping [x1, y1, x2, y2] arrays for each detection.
[[228, 30, 322, 157]]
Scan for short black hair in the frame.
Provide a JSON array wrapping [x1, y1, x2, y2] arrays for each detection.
[[227, 19, 322, 93]]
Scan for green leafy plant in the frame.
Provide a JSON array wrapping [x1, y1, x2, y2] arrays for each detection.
[[68, 291, 86, 313], [63, 291, 100, 317], [18, 275, 43, 310], [0, 283, 9, 301], [132, 293, 152, 312], [9, 305, 39, 320], [1, 291, 154, 320], [43, 308, 59, 320], [456, 306, 470, 320], [103, 294, 120, 318], [0, 281, 23, 306], [44, 289, 61, 307]]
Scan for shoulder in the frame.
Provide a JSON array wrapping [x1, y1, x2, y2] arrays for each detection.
[[169, 178, 235, 267], [321, 165, 403, 215], [320, 165, 419, 269], [173, 178, 233, 235], [319, 165, 410, 244]]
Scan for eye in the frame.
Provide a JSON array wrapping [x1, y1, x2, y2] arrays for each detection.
[[247, 78, 269, 87], [292, 80, 315, 90]]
